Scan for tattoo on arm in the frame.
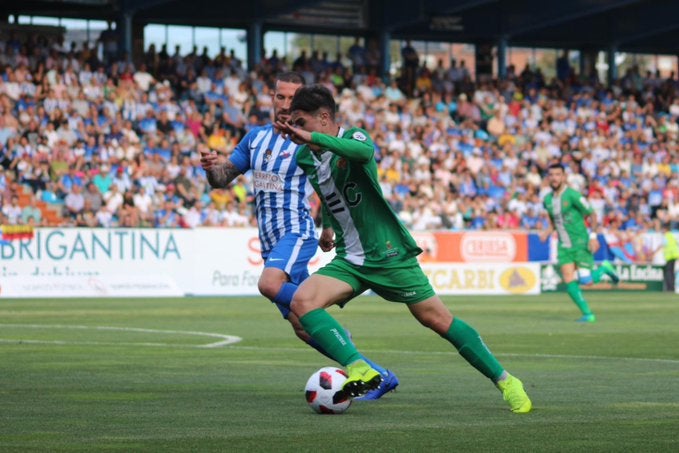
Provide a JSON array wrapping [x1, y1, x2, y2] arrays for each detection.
[[206, 160, 241, 188]]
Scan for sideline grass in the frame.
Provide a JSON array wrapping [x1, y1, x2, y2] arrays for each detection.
[[1, 293, 678, 452]]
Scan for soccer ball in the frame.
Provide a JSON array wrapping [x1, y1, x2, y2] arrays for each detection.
[[304, 367, 352, 414]]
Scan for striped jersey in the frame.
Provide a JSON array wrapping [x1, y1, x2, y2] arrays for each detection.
[[229, 124, 316, 255], [543, 186, 593, 249]]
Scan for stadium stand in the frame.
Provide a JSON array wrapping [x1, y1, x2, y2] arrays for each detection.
[[0, 27, 677, 259]]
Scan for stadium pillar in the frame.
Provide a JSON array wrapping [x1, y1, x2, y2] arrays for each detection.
[[606, 45, 618, 85], [379, 30, 391, 80], [497, 36, 508, 80], [118, 11, 133, 63], [247, 21, 263, 71], [580, 49, 597, 82]]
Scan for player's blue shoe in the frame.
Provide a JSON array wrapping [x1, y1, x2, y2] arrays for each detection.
[[600, 260, 620, 284], [354, 369, 399, 401], [576, 313, 596, 323]]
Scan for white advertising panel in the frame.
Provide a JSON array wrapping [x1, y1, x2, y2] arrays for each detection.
[[1, 228, 539, 297], [0, 228, 334, 297]]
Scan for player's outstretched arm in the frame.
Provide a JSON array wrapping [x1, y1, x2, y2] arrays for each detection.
[[199, 149, 242, 188], [310, 132, 373, 163]]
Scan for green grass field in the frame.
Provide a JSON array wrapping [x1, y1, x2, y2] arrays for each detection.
[[1, 292, 678, 452]]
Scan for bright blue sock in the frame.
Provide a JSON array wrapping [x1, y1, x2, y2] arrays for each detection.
[[272, 282, 297, 307], [273, 283, 337, 360]]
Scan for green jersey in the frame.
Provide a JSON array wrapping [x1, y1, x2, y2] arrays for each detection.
[[543, 186, 593, 249], [295, 126, 422, 267]]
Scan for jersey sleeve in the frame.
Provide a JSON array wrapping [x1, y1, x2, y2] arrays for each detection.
[[228, 129, 256, 173], [572, 190, 594, 216], [310, 128, 374, 162]]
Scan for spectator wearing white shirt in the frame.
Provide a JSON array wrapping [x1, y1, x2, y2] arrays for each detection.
[[133, 64, 155, 92], [103, 184, 124, 213], [2, 195, 22, 225]]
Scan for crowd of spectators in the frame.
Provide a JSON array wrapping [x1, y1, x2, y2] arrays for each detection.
[[1, 31, 678, 253]]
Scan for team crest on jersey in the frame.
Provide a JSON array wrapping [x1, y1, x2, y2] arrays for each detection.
[[352, 131, 367, 141], [564, 201, 570, 207], [263, 149, 273, 163], [337, 158, 347, 169]]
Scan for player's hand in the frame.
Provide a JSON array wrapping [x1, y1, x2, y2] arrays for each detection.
[[275, 121, 312, 145], [199, 149, 219, 171], [539, 230, 551, 242], [319, 227, 335, 252], [589, 238, 600, 254]]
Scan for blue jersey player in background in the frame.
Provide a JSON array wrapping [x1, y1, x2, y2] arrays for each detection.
[[199, 72, 398, 400]]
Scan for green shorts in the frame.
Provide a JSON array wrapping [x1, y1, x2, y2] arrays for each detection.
[[316, 256, 435, 304], [557, 246, 594, 270]]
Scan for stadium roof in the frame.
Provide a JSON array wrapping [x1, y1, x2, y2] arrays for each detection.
[[8, 0, 679, 54]]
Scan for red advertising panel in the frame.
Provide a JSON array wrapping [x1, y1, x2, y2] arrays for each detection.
[[413, 231, 529, 263]]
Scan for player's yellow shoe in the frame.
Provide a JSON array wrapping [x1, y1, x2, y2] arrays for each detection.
[[342, 359, 383, 398], [497, 375, 532, 413]]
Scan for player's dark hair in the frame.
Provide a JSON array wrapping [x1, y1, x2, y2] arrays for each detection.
[[275, 71, 305, 86], [290, 84, 336, 120], [548, 162, 566, 171]]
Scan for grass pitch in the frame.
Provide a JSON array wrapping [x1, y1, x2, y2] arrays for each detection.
[[1, 292, 678, 452]]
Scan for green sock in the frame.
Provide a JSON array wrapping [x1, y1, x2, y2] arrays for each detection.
[[566, 281, 592, 315], [591, 267, 604, 283], [299, 309, 361, 366], [444, 318, 504, 381]]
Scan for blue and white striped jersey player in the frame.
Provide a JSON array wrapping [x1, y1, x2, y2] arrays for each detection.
[[199, 72, 398, 400]]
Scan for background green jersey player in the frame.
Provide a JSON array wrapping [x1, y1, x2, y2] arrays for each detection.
[[540, 162, 619, 322], [276, 84, 532, 413]]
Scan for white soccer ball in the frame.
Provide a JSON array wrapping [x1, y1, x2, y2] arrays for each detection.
[[304, 366, 352, 414]]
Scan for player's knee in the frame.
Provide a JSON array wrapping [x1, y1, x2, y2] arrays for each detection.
[[290, 290, 315, 317], [414, 310, 449, 335], [257, 277, 281, 300]]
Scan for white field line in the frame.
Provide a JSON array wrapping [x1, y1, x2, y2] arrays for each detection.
[[0, 323, 241, 348], [2, 323, 679, 366]]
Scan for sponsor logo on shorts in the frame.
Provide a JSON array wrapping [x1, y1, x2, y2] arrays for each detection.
[[401, 290, 417, 297]]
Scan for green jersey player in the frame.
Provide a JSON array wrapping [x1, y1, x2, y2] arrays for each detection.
[[541, 163, 619, 322], [276, 85, 532, 413]]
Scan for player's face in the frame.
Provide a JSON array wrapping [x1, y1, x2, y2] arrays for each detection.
[[272, 81, 302, 123], [290, 110, 324, 133], [548, 168, 565, 190]]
